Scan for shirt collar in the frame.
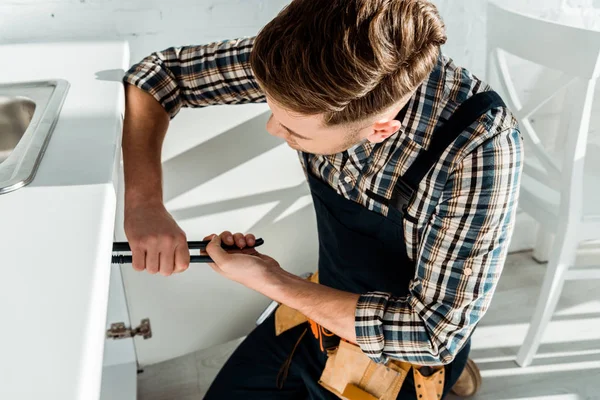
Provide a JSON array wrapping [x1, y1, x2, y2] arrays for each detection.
[[396, 54, 448, 150], [325, 54, 449, 173]]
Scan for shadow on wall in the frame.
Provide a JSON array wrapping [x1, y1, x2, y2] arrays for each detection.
[[169, 182, 311, 232], [161, 110, 317, 256], [160, 110, 317, 271], [116, 110, 319, 365], [162, 112, 285, 202]]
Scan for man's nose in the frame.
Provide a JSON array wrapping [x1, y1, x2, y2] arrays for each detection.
[[266, 115, 287, 139]]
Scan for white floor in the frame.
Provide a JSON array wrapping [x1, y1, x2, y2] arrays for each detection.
[[138, 250, 600, 400]]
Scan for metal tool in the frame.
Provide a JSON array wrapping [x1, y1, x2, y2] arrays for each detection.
[[111, 238, 264, 264]]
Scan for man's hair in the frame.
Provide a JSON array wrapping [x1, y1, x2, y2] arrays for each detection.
[[250, 0, 447, 126]]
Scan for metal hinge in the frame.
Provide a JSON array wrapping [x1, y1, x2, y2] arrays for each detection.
[[106, 318, 152, 340]]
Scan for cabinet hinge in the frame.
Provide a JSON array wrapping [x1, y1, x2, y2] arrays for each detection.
[[106, 318, 152, 340]]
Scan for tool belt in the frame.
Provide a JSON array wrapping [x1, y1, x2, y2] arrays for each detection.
[[274, 273, 445, 400]]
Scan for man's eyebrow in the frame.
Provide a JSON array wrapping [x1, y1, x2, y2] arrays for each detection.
[[280, 123, 313, 140]]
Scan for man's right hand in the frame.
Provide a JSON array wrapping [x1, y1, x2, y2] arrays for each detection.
[[121, 83, 187, 276], [124, 201, 190, 276]]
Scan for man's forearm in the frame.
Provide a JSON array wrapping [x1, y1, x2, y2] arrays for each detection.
[[260, 269, 360, 342], [122, 84, 170, 208]]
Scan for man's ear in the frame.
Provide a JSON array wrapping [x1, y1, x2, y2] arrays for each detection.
[[366, 119, 401, 143]]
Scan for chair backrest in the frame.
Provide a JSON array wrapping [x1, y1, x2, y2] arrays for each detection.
[[486, 2, 600, 216]]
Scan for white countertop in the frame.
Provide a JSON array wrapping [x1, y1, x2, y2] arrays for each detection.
[[0, 41, 129, 399]]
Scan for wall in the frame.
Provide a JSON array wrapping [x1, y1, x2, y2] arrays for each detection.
[[2, 0, 598, 365]]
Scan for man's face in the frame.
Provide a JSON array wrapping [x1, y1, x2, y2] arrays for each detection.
[[266, 97, 405, 156]]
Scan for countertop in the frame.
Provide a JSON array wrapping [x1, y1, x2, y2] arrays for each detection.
[[0, 41, 129, 399]]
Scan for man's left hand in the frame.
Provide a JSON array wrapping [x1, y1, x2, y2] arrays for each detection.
[[204, 231, 282, 291], [204, 231, 359, 343]]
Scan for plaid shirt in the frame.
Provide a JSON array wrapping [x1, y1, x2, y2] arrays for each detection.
[[124, 37, 522, 365]]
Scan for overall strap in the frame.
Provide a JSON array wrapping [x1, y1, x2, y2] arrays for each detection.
[[393, 91, 506, 212]]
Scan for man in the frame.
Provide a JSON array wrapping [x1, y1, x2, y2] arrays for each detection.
[[122, 0, 522, 398]]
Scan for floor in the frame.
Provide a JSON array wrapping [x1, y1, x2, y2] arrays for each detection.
[[138, 249, 600, 400]]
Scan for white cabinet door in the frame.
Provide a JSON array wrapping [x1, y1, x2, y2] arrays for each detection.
[[100, 264, 138, 400]]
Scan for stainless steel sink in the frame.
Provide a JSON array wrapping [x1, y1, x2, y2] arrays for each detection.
[[0, 80, 69, 194]]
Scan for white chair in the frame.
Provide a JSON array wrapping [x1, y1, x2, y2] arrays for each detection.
[[486, 2, 600, 367]]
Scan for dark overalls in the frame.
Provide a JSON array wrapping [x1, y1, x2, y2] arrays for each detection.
[[205, 91, 505, 399]]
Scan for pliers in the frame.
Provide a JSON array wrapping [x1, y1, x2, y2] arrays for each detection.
[[111, 238, 264, 264]]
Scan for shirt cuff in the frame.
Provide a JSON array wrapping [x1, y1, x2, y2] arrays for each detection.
[[122, 58, 183, 119], [355, 292, 391, 363]]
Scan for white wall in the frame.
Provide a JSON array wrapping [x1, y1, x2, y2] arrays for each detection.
[[2, 0, 599, 365]]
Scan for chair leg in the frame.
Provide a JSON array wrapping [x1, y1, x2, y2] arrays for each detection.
[[532, 225, 553, 263], [516, 227, 577, 367]]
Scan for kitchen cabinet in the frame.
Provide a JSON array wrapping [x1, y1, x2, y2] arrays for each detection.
[[0, 41, 134, 400], [100, 264, 138, 400]]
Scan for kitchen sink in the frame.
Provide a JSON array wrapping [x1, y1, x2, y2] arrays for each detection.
[[0, 80, 69, 194]]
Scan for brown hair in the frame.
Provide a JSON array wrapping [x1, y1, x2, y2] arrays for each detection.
[[250, 0, 447, 126]]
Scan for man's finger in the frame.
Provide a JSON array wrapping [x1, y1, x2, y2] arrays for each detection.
[[131, 248, 146, 271], [146, 250, 160, 274], [201, 234, 216, 256], [220, 231, 234, 246], [233, 232, 246, 248], [174, 243, 190, 273], [159, 250, 175, 277], [206, 235, 231, 265]]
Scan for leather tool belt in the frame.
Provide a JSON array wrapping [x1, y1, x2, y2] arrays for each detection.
[[274, 273, 445, 400]]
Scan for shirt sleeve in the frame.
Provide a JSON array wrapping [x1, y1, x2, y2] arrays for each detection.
[[355, 124, 523, 365], [123, 36, 266, 119]]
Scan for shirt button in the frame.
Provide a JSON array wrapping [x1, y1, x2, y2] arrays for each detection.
[[464, 268, 473, 276], [343, 176, 352, 184]]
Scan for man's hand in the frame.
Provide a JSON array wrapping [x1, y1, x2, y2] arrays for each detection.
[[204, 231, 282, 291], [122, 84, 187, 276], [204, 231, 359, 343], [124, 201, 190, 276]]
